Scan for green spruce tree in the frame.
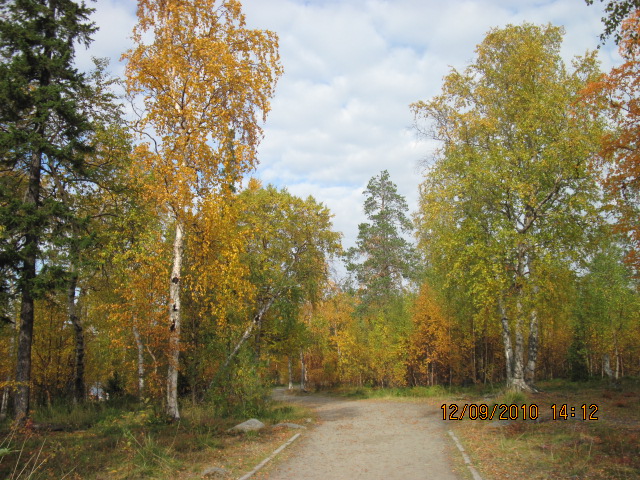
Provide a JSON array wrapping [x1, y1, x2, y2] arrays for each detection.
[[0, 0, 96, 421]]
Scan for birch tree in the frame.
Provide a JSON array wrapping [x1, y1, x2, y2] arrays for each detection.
[[123, 0, 281, 420], [213, 183, 341, 382], [412, 24, 605, 391]]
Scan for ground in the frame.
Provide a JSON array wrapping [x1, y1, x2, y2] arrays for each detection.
[[257, 388, 464, 480]]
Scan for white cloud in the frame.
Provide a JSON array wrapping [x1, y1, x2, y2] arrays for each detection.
[[76, 0, 137, 76], [83, 0, 619, 265]]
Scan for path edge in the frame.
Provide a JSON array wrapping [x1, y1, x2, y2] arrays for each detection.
[[237, 432, 302, 480], [448, 430, 483, 480]]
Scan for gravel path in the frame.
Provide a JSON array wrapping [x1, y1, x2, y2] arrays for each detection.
[[262, 389, 463, 480]]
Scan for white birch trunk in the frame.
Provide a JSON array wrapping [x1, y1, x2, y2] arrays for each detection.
[[508, 245, 530, 392], [133, 324, 145, 399], [287, 356, 293, 390], [525, 258, 539, 387], [603, 354, 613, 380], [512, 298, 528, 391], [525, 308, 539, 385], [299, 349, 306, 391], [498, 299, 513, 385], [167, 221, 184, 421]]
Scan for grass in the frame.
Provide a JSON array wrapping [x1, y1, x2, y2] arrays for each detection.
[[445, 377, 640, 479], [4, 379, 636, 479], [0, 397, 313, 480], [333, 384, 455, 399], [330, 379, 639, 479]]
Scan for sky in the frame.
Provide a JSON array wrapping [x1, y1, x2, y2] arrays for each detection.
[[75, 0, 620, 274]]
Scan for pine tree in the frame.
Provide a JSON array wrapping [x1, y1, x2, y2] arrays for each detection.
[[0, 0, 96, 421], [346, 170, 418, 308]]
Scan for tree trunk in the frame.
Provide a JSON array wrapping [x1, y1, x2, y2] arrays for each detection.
[[511, 296, 528, 391], [525, 308, 539, 385], [68, 272, 85, 404], [15, 235, 36, 423], [299, 349, 306, 391], [15, 150, 42, 423], [133, 324, 145, 399], [167, 221, 184, 421], [498, 299, 513, 385], [207, 296, 276, 391], [287, 355, 293, 390], [525, 259, 539, 387], [506, 246, 531, 392], [603, 354, 613, 380]]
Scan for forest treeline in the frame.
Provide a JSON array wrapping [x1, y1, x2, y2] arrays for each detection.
[[1, 0, 639, 423]]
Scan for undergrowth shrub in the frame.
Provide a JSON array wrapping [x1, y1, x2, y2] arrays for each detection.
[[209, 352, 271, 418]]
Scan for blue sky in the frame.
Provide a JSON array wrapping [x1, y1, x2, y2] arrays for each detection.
[[77, 0, 619, 274]]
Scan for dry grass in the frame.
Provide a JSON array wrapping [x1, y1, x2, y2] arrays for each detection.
[[0, 401, 313, 480], [445, 378, 640, 479]]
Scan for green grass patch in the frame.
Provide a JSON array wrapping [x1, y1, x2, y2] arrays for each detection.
[[334, 384, 491, 399], [0, 396, 313, 479]]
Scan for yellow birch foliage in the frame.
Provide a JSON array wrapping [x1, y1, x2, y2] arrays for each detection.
[[305, 287, 356, 387], [102, 220, 170, 397], [407, 284, 452, 386], [123, 0, 281, 414], [306, 288, 410, 388], [187, 193, 254, 330], [183, 192, 255, 383], [86, 158, 171, 398], [123, 0, 283, 216]]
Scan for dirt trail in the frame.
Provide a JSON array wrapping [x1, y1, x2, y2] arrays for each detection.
[[262, 389, 463, 480]]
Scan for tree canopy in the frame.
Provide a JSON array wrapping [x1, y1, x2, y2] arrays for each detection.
[[412, 23, 605, 390]]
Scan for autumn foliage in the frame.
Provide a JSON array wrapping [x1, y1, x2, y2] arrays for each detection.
[[1, 0, 640, 428], [582, 10, 640, 275]]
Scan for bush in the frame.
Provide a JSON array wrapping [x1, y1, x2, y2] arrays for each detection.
[[208, 353, 271, 418]]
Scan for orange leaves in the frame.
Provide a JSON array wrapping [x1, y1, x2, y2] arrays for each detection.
[[582, 10, 640, 274]]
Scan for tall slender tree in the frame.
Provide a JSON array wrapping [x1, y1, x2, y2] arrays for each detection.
[[0, 0, 97, 421], [123, 0, 282, 420], [345, 170, 417, 308]]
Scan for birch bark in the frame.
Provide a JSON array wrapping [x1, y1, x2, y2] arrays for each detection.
[[167, 221, 184, 420]]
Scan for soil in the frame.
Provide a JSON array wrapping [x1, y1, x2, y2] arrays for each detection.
[[260, 389, 464, 480]]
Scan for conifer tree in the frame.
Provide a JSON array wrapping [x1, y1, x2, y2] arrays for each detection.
[[0, 0, 97, 421], [346, 170, 418, 308]]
